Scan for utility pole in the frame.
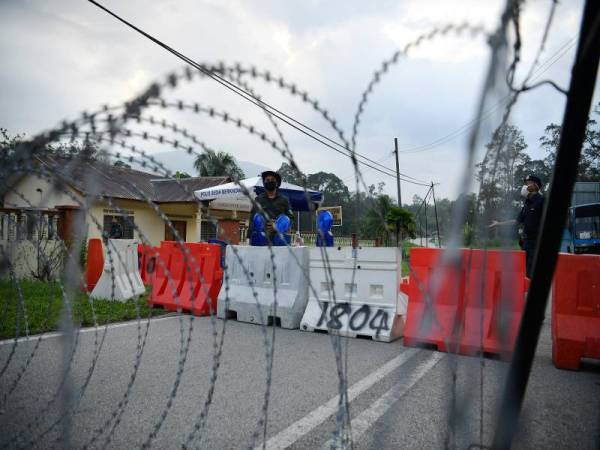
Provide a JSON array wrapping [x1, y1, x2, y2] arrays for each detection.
[[394, 138, 402, 207], [431, 182, 441, 248]]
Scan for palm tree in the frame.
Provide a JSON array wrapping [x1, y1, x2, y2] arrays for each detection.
[[364, 194, 394, 241], [194, 150, 244, 180], [364, 194, 416, 246], [386, 206, 416, 246]]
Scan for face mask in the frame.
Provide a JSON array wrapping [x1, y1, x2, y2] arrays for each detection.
[[264, 181, 277, 192], [520, 185, 529, 198]]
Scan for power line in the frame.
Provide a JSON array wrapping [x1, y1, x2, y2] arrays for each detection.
[[340, 150, 429, 185], [340, 152, 393, 184], [88, 0, 424, 184]]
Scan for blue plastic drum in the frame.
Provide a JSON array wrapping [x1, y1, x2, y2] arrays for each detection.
[[275, 214, 291, 234], [317, 210, 334, 233]]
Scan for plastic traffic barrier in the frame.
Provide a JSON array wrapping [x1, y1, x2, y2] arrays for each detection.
[[300, 247, 404, 342], [217, 245, 309, 329], [90, 239, 145, 301], [459, 249, 527, 358], [552, 253, 600, 370], [85, 238, 104, 292], [138, 244, 158, 286], [147, 243, 174, 308], [149, 242, 223, 316], [403, 248, 469, 351], [208, 239, 228, 268], [399, 276, 410, 296]]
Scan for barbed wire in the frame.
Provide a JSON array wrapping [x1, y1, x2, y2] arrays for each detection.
[[0, 163, 146, 448], [0, 2, 583, 447], [3, 128, 346, 448]]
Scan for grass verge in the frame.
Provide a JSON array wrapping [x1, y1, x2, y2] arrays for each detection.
[[0, 280, 169, 340], [401, 241, 421, 277]]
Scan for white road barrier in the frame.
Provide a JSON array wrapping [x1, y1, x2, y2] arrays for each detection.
[[90, 239, 145, 301], [217, 245, 310, 329], [300, 247, 404, 342]]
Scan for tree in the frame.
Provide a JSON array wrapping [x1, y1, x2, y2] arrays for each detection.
[[46, 140, 103, 161], [277, 162, 305, 185], [514, 157, 552, 188], [2, 129, 106, 172], [477, 125, 529, 210], [306, 172, 351, 207], [194, 149, 244, 179], [386, 206, 416, 245], [174, 171, 191, 178], [1, 128, 24, 166], [477, 125, 529, 229], [363, 194, 394, 243], [540, 102, 600, 182]]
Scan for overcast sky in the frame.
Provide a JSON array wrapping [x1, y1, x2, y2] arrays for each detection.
[[1, 0, 598, 202]]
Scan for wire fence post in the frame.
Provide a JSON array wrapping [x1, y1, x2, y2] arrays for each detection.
[[431, 182, 441, 248], [424, 200, 428, 248], [492, 1, 599, 448], [394, 137, 402, 206]]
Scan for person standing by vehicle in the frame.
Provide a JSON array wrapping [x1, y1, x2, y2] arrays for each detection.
[[249, 170, 294, 242], [489, 174, 544, 277]]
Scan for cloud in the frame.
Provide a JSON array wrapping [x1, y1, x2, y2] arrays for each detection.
[[0, 0, 594, 203]]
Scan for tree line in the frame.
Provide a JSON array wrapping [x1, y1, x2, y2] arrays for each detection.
[[3, 102, 597, 246]]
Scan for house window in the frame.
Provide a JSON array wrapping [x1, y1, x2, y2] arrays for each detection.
[[201, 220, 217, 241], [103, 215, 134, 239]]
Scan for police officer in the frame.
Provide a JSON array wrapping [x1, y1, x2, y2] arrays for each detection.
[[490, 174, 544, 277], [249, 170, 294, 241]]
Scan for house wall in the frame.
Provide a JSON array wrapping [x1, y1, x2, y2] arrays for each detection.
[[87, 200, 202, 246], [0, 240, 64, 280], [159, 203, 200, 243], [4, 173, 247, 246], [4, 173, 83, 209], [217, 219, 241, 244], [88, 200, 164, 245]]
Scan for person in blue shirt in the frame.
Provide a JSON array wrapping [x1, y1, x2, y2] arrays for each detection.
[[490, 174, 544, 277]]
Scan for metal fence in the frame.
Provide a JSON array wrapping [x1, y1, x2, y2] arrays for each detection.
[[299, 233, 380, 247]]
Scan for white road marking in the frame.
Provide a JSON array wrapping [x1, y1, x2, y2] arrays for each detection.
[[0, 314, 181, 346], [322, 351, 445, 449], [258, 348, 420, 450]]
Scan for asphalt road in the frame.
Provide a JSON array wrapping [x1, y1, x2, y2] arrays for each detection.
[[0, 311, 599, 449]]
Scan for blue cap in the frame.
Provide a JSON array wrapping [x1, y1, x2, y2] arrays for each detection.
[[317, 210, 333, 233]]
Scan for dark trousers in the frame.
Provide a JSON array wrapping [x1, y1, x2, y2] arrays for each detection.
[[522, 238, 537, 278]]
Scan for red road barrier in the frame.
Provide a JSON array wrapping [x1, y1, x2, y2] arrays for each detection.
[[148, 242, 223, 316], [403, 248, 469, 352], [460, 250, 526, 359], [399, 276, 410, 296], [85, 238, 104, 292], [138, 244, 158, 286], [404, 248, 527, 358], [148, 243, 175, 308], [552, 253, 600, 370]]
